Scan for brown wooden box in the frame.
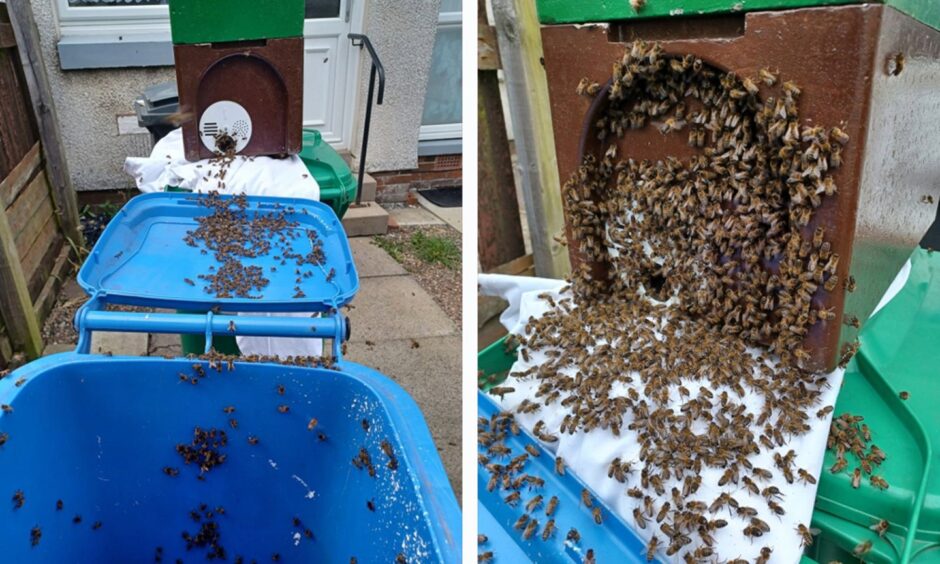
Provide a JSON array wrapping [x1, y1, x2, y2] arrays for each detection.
[[174, 37, 304, 161], [541, 4, 940, 371]]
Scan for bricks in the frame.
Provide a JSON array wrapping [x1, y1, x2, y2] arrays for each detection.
[[369, 153, 463, 203]]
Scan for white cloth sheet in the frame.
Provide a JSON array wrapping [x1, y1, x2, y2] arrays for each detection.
[[479, 274, 848, 563], [124, 128, 323, 357], [123, 128, 320, 200]]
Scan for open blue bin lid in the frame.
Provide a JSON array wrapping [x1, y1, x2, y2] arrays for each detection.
[[78, 192, 359, 313]]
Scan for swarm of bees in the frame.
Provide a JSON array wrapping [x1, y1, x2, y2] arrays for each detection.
[[175, 426, 229, 475], [480, 41, 885, 561], [182, 191, 326, 300], [181, 504, 227, 560], [827, 413, 887, 489]]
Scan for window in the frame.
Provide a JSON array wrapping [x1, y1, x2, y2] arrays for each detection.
[[56, 0, 169, 26], [55, 0, 173, 69], [419, 0, 462, 148]]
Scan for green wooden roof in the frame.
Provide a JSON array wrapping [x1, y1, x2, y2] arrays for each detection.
[[536, 0, 939, 33], [169, 0, 304, 45]]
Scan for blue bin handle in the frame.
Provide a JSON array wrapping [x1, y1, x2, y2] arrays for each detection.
[[74, 294, 348, 359]]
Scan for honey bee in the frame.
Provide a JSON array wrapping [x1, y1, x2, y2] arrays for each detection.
[[1, 404, 12, 413], [277, 405, 289, 414], [853, 540, 873, 557], [900, 391, 910, 400], [567, 528, 581, 542], [504, 492, 521, 506], [555, 457, 566, 475], [12, 490, 24, 509], [478, 552, 493, 563], [523, 518, 539, 540], [870, 475, 889, 490], [592, 507, 603, 525], [797, 468, 817, 484], [581, 489, 593, 508], [513, 514, 529, 530], [756, 546, 772, 564], [796, 524, 817, 547], [56, 500, 63, 511], [526, 495, 544, 512], [645, 535, 660, 561], [247, 436, 259, 445], [758, 68, 778, 86], [524, 444, 540, 457], [541, 519, 556, 540], [0, 432, 7, 447], [851, 468, 862, 488], [830, 457, 847, 474], [92, 521, 102, 530], [545, 496, 559, 516], [30, 526, 41, 546], [767, 500, 786, 516], [633, 507, 648, 529], [163, 467, 180, 477], [870, 518, 889, 537], [366, 499, 375, 511]]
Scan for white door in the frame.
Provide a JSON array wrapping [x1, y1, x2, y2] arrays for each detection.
[[302, 0, 361, 150]]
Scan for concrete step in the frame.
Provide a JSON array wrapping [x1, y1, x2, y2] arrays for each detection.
[[342, 201, 389, 237], [356, 172, 378, 203]]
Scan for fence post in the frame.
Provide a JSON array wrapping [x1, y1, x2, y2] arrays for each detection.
[[478, 0, 526, 271], [7, 0, 83, 248], [491, 0, 569, 279], [0, 207, 43, 359]]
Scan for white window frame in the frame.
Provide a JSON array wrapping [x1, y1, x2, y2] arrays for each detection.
[[55, 0, 170, 35], [419, 9, 462, 142]]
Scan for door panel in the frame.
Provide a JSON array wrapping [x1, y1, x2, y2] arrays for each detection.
[[302, 37, 338, 131], [302, 0, 352, 148]]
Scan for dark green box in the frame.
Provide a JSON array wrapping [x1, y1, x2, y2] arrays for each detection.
[[169, 0, 304, 45]]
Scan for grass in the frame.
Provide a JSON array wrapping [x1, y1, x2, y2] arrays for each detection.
[[372, 236, 406, 263], [373, 230, 460, 270], [410, 231, 460, 269]]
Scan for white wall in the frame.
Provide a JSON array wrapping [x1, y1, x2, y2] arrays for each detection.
[[32, 0, 174, 192], [350, 0, 442, 173]]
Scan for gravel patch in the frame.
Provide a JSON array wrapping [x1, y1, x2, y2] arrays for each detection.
[[373, 225, 462, 328]]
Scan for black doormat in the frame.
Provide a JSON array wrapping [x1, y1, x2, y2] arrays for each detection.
[[418, 186, 462, 208]]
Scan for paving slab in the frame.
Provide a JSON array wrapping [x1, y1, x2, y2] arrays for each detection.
[[386, 205, 444, 227], [416, 193, 462, 232], [349, 237, 406, 278], [90, 331, 149, 356], [345, 335, 462, 500], [346, 276, 457, 343], [148, 332, 184, 357], [42, 343, 75, 356]]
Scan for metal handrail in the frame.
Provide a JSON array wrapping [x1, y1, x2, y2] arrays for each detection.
[[348, 33, 386, 205]]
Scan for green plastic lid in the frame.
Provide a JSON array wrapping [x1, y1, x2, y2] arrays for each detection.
[[809, 247, 940, 562], [169, 0, 303, 45]]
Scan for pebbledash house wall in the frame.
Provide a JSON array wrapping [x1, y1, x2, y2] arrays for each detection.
[[30, 0, 460, 198]]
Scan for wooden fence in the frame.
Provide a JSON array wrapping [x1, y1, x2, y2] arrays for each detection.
[[0, 1, 80, 367]]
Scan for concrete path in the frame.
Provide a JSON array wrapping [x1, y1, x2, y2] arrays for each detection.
[[344, 237, 462, 500]]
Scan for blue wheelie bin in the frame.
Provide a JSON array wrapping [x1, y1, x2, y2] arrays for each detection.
[[0, 192, 460, 562]]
